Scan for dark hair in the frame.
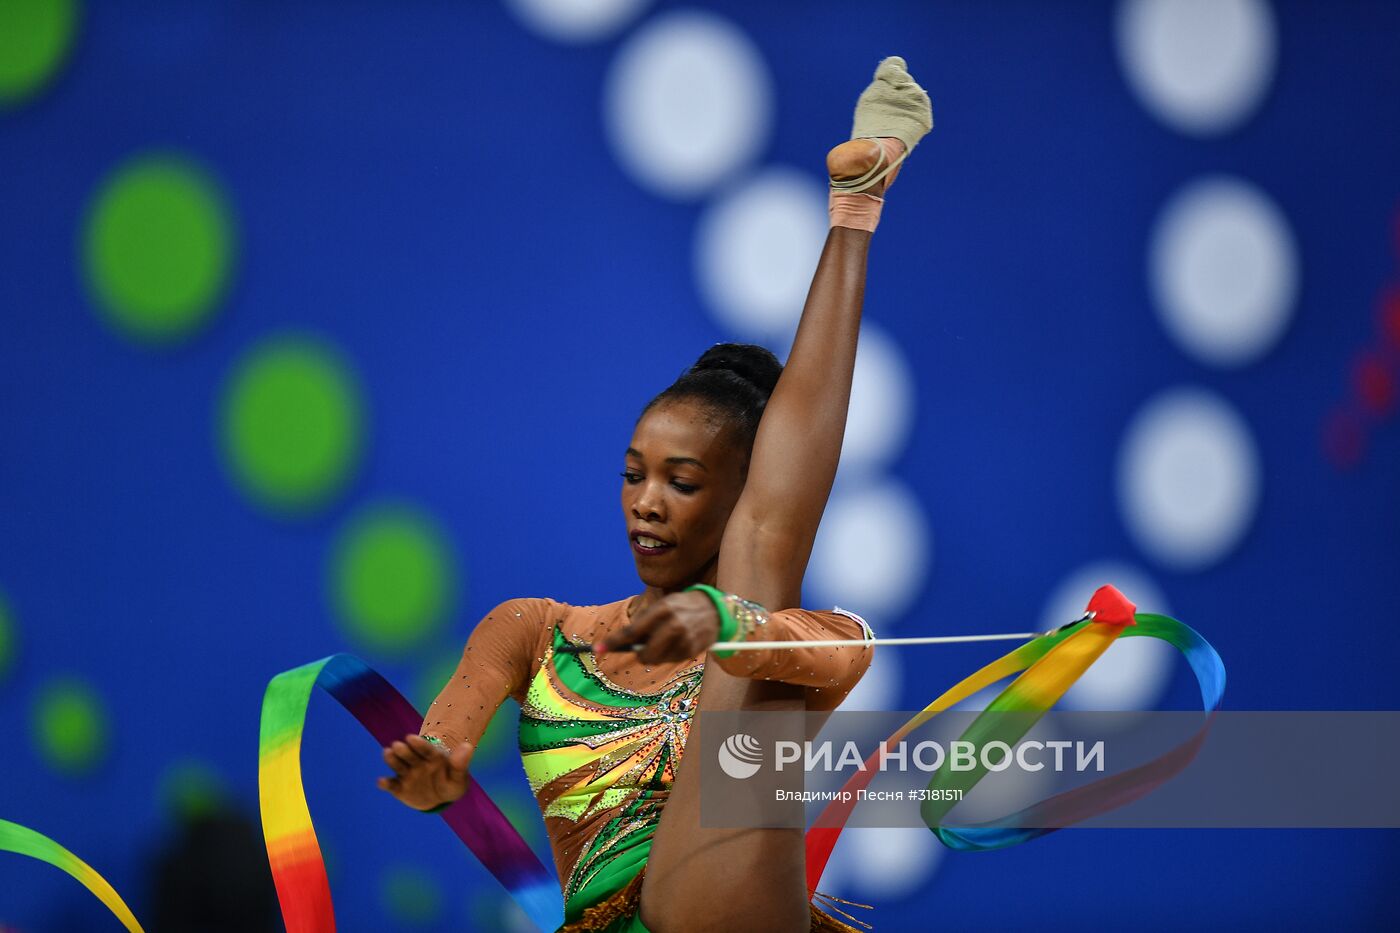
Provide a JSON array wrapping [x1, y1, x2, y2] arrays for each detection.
[[642, 343, 783, 453]]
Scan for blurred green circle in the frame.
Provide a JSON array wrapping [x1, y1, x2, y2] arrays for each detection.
[[0, 0, 78, 106], [32, 676, 108, 775], [221, 335, 364, 515], [159, 759, 228, 823], [0, 590, 15, 682], [380, 865, 441, 926], [496, 793, 544, 848], [331, 505, 456, 655], [82, 154, 235, 344]]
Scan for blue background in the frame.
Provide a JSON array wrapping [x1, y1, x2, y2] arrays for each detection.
[[2, 0, 1398, 929]]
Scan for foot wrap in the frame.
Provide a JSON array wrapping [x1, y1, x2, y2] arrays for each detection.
[[828, 56, 933, 232]]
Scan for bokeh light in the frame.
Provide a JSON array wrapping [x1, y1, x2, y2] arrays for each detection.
[[695, 167, 828, 340], [604, 9, 772, 199], [220, 334, 365, 515], [330, 504, 457, 656], [380, 864, 442, 927], [504, 0, 651, 43], [1117, 387, 1260, 570], [1149, 175, 1298, 367], [808, 479, 932, 620], [0, 589, 15, 683], [82, 154, 235, 345], [0, 0, 78, 107], [31, 676, 109, 776], [1116, 0, 1276, 136], [158, 759, 229, 823], [496, 792, 546, 848]]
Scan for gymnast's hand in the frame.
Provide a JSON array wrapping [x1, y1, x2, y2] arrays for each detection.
[[597, 590, 720, 663], [377, 734, 473, 812]]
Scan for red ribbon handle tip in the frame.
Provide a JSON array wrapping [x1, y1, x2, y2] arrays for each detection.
[[1086, 584, 1137, 627]]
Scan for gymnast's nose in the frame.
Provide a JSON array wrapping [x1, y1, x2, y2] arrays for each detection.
[[631, 481, 665, 522]]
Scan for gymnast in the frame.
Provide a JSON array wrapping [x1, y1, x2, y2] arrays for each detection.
[[376, 57, 933, 932]]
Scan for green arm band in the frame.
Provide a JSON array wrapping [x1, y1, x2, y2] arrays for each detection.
[[685, 583, 742, 658]]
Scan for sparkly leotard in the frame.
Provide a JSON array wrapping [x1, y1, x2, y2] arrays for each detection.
[[421, 596, 873, 929]]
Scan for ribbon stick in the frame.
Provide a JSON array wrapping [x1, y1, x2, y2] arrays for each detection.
[[258, 654, 563, 932], [805, 586, 1226, 891], [558, 631, 1042, 655], [713, 632, 1040, 651], [0, 818, 144, 932]]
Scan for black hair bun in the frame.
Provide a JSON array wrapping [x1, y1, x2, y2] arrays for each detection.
[[689, 343, 782, 397]]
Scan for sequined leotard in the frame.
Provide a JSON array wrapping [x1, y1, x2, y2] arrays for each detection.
[[420, 596, 873, 928]]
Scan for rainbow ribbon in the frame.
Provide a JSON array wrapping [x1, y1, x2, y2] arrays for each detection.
[[257, 654, 562, 932], [0, 818, 144, 932], [805, 605, 1225, 890], [262, 590, 1221, 926]]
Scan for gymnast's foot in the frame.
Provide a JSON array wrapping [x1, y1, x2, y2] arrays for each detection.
[[827, 56, 933, 197], [827, 137, 904, 196]]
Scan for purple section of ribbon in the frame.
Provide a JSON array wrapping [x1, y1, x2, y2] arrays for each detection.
[[317, 656, 559, 898]]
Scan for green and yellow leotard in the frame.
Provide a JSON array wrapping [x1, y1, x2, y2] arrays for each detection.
[[421, 596, 873, 932]]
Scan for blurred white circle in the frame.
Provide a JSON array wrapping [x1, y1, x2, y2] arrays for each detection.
[[603, 10, 772, 198], [504, 0, 652, 43], [809, 480, 931, 620], [695, 167, 828, 339], [840, 325, 917, 476], [1150, 176, 1298, 367], [1116, 0, 1277, 135], [1040, 561, 1177, 710], [1117, 387, 1260, 570], [824, 827, 944, 900]]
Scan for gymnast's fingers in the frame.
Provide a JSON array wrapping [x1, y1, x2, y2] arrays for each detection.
[[377, 775, 402, 793], [391, 740, 425, 769], [404, 734, 440, 761], [600, 601, 671, 652], [637, 623, 688, 665], [446, 741, 475, 780], [383, 743, 414, 775]]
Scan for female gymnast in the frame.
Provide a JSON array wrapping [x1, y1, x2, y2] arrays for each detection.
[[376, 57, 933, 932]]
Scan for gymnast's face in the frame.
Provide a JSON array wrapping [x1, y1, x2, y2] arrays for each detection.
[[622, 398, 748, 591]]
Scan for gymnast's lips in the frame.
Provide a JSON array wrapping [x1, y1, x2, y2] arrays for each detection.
[[630, 529, 675, 556]]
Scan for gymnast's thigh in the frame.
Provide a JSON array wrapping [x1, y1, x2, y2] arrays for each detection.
[[638, 663, 810, 933]]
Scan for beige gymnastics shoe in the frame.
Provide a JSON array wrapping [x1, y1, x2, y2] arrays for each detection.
[[828, 56, 934, 195]]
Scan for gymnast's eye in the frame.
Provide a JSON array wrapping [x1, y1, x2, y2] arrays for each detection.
[[620, 471, 642, 484], [671, 480, 697, 494]]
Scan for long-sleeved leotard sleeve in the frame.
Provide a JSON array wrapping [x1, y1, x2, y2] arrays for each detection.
[[714, 606, 874, 707], [419, 596, 548, 751]]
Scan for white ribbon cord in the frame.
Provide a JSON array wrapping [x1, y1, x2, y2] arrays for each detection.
[[709, 631, 1040, 652], [564, 614, 1096, 655], [708, 611, 1098, 652]]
